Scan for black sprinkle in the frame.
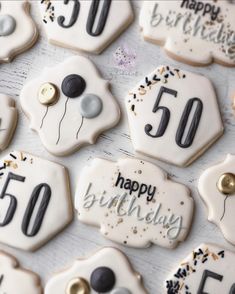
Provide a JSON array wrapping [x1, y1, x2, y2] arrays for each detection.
[[10, 153, 16, 159]]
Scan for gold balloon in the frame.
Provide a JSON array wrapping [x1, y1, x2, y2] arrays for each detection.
[[38, 82, 59, 106], [66, 277, 90, 294], [217, 173, 235, 195]]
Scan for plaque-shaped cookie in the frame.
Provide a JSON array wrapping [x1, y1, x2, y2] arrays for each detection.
[[20, 56, 120, 156], [39, 0, 134, 54], [125, 65, 224, 166], [0, 0, 38, 63], [140, 1, 235, 66], [75, 157, 194, 249], [0, 251, 42, 294], [45, 247, 147, 294], [0, 151, 73, 251], [198, 154, 235, 245]]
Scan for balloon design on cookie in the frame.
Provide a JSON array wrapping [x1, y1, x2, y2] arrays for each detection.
[[45, 247, 147, 294], [0, 1, 38, 63], [0, 94, 17, 151], [20, 56, 120, 156], [140, 1, 235, 66], [125, 65, 224, 167], [75, 157, 194, 249], [0, 151, 73, 251], [198, 154, 235, 245], [0, 251, 42, 294], [165, 243, 235, 294], [39, 0, 134, 54]]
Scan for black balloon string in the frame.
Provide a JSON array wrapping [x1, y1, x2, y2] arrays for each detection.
[[40, 106, 49, 129], [76, 116, 84, 139], [220, 195, 229, 221], [56, 97, 69, 145]]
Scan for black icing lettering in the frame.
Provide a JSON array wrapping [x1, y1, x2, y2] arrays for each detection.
[[230, 284, 235, 294], [86, 0, 112, 36], [0, 172, 25, 227], [147, 185, 156, 202], [197, 270, 223, 294], [58, 0, 80, 28], [115, 172, 124, 188], [22, 183, 51, 237], [180, 0, 220, 21], [145, 86, 177, 138], [114, 172, 156, 201], [176, 97, 203, 148]]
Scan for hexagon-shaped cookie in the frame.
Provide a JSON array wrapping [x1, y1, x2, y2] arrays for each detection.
[[165, 243, 235, 294], [0, 251, 42, 294], [198, 154, 235, 245], [0, 0, 38, 63], [39, 0, 134, 54], [139, 1, 235, 66], [75, 157, 194, 249], [125, 65, 224, 167], [20, 56, 120, 156], [0, 151, 73, 251], [45, 247, 147, 294]]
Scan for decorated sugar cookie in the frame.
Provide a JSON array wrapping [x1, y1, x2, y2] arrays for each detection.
[[45, 247, 147, 294], [39, 0, 134, 54], [0, 0, 38, 63], [0, 151, 73, 251], [165, 243, 235, 294], [0, 94, 17, 151], [0, 251, 42, 294], [125, 65, 224, 167], [75, 158, 194, 249], [20, 56, 120, 156], [139, 1, 235, 66], [198, 154, 235, 245]]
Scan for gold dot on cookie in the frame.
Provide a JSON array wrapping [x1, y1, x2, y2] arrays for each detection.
[[217, 173, 235, 195], [38, 82, 59, 105], [66, 277, 90, 294]]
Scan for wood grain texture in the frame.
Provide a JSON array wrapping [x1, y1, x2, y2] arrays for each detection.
[[0, 1, 234, 293]]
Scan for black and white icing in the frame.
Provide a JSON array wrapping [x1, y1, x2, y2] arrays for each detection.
[[125, 65, 224, 167], [39, 0, 134, 54], [20, 56, 120, 156], [165, 244, 235, 294]]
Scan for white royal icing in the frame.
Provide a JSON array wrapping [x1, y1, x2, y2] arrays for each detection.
[[0, 0, 38, 63], [125, 65, 224, 167], [165, 243, 235, 294], [20, 56, 120, 156], [45, 247, 147, 294], [75, 157, 194, 249], [198, 154, 235, 245], [139, 0, 235, 66], [39, 0, 134, 54], [0, 151, 73, 251], [0, 251, 42, 294]]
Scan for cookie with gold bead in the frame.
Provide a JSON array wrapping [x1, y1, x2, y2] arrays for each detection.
[[45, 247, 147, 294], [198, 154, 235, 245]]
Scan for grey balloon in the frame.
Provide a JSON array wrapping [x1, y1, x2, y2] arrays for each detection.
[[79, 94, 103, 119], [0, 15, 16, 36], [110, 288, 132, 294]]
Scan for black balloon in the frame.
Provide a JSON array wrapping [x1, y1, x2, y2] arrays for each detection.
[[61, 74, 86, 98], [90, 266, 115, 292]]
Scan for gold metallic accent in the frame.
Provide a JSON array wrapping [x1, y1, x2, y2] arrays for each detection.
[[38, 82, 58, 105], [217, 173, 235, 195], [66, 277, 90, 294]]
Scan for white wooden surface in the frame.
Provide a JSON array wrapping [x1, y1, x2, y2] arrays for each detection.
[[0, 1, 235, 293]]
